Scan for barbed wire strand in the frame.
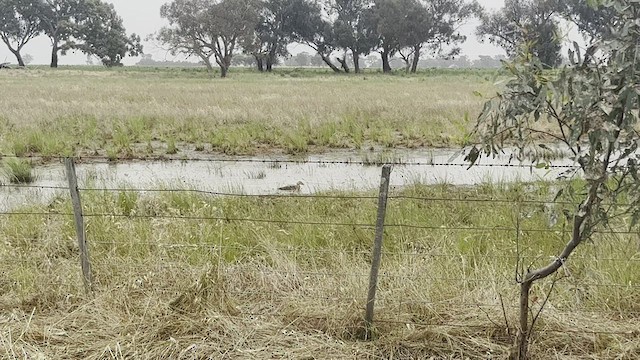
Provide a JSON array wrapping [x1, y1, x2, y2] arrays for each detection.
[[81, 240, 640, 263], [0, 153, 580, 169], [6, 183, 640, 208]]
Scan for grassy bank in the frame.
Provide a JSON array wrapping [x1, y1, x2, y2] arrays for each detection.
[[0, 67, 498, 158], [1, 182, 638, 358]]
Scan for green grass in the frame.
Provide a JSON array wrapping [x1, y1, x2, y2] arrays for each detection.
[[3, 158, 35, 183], [0, 182, 638, 358], [0, 65, 630, 358], [0, 67, 501, 159]]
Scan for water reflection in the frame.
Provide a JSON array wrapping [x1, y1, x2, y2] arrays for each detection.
[[0, 149, 576, 211]]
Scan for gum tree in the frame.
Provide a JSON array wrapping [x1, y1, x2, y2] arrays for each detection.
[[158, 0, 259, 77], [293, 0, 343, 73], [0, 0, 42, 66], [38, 0, 79, 68], [371, 0, 408, 72], [469, 0, 640, 358], [563, 0, 616, 44], [476, 0, 563, 68], [243, 0, 311, 72], [399, 0, 481, 73], [157, 0, 216, 71], [70, 1, 142, 66], [331, 0, 378, 73]]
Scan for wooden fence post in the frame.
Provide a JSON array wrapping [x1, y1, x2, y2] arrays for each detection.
[[65, 158, 93, 293], [364, 164, 392, 340]]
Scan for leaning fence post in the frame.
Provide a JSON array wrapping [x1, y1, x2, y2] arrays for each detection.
[[364, 164, 392, 340], [65, 157, 93, 293]]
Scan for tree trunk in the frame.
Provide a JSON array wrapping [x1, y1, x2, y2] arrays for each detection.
[[201, 56, 214, 72], [352, 51, 360, 73], [220, 64, 228, 78], [402, 58, 411, 73], [50, 41, 59, 68], [337, 57, 350, 73], [515, 280, 533, 360], [266, 47, 276, 72], [10, 49, 25, 67], [320, 54, 342, 73], [510, 182, 600, 359], [256, 57, 264, 72], [380, 51, 391, 73], [410, 44, 421, 73]]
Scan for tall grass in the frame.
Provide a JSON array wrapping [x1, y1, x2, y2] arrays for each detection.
[[0, 68, 500, 158], [3, 158, 35, 183], [0, 182, 637, 358]]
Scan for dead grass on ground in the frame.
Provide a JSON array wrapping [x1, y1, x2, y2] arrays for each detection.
[[0, 184, 638, 359]]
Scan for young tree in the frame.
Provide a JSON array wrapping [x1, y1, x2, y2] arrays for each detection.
[[0, 0, 42, 66], [22, 53, 34, 65], [470, 1, 640, 358], [476, 0, 563, 68]]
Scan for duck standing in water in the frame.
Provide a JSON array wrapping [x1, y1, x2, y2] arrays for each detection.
[[278, 181, 304, 192]]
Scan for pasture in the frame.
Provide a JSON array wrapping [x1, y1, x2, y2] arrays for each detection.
[[0, 67, 638, 359], [0, 67, 496, 158]]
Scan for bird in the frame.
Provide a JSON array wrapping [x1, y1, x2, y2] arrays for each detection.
[[278, 181, 304, 192]]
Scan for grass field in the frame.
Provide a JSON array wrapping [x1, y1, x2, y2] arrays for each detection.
[[1, 67, 639, 359], [1, 182, 639, 359], [0, 67, 498, 158]]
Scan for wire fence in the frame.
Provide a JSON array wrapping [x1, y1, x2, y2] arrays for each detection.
[[0, 155, 638, 340], [0, 153, 581, 168]]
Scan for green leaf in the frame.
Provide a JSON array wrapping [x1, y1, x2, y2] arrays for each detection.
[[553, 188, 564, 202], [586, 0, 599, 9]]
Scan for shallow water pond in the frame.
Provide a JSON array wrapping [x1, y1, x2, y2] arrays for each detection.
[[0, 148, 574, 211]]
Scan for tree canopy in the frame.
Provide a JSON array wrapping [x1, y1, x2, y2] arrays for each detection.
[[477, 0, 562, 69], [0, 0, 42, 66], [0, 0, 624, 72], [157, 0, 259, 77], [0, 0, 141, 67], [69, 1, 142, 66]]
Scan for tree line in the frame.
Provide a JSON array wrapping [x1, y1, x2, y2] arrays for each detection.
[[155, 0, 620, 77], [0, 0, 141, 67], [0, 0, 618, 75], [155, 0, 481, 77]]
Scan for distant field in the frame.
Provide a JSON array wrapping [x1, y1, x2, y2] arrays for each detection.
[[0, 66, 500, 158]]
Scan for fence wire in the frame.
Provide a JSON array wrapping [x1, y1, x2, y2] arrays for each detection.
[[0, 155, 638, 341], [0, 153, 580, 169]]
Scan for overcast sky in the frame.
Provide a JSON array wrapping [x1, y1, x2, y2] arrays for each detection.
[[0, 0, 507, 66]]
